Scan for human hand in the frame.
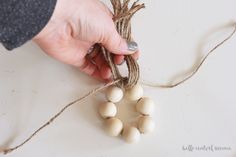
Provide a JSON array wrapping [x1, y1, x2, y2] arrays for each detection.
[[33, 0, 139, 81]]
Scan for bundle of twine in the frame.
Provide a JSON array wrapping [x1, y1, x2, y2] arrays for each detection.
[[99, 0, 145, 89], [0, 0, 144, 154], [1, 0, 236, 155]]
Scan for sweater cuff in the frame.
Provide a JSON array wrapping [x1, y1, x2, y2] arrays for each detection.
[[0, 0, 57, 50]]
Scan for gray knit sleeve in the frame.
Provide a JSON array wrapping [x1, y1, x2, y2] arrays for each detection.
[[0, 0, 57, 50]]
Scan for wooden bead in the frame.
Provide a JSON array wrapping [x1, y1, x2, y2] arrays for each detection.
[[99, 102, 117, 119], [106, 86, 123, 103], [105, 118, 123, 137], [122, 126, 140, 143], [125, 84, 143, 101], [136, 97, 154, 115], [138, 116, 155, 134]]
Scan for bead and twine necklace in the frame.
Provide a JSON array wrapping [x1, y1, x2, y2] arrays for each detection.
[[1, 0, 236, 154]]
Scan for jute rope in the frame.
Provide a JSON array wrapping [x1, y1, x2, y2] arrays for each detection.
[[100, 0, 145, 89], [143, 24, 236, 88], [0, 80, 120, 154], [0, 0, 236, 155]]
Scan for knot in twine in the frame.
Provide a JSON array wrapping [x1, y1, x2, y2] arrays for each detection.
[[95, 0, 145, 89]]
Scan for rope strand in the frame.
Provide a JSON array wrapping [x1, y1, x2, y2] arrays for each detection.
[[100, 0, 144, 89], [0, 0, 235, 155], [0, 80, 120, 155], [142, 24, 236, 88]]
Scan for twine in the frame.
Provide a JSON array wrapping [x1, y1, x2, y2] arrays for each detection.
[[99, 0, 145, 89], [0, 80, 120, 154], [143, 24, 236, 88], [0, 0, 236, 155]]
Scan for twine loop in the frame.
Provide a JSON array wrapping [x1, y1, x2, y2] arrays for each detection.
[[94, 0, 145, 89]]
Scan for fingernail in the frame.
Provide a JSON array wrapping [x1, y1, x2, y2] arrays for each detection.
[[127, 41, 138, 52]]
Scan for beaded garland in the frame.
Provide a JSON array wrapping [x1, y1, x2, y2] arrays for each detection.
[[98, 84, 155, 143]]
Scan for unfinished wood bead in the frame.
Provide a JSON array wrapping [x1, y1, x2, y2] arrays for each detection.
[[138, 116, 155, 134], [136, 97, 154, 115], [99, 84, 156, 143], [105, 118, 123, 137], [122, 126, 140, 143], [125, 84, 143, 101], [106, 86, 123, 103], [99, 102, 117, 119]]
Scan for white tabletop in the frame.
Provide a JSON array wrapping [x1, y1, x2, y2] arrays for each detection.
[[1, 0, 236, 157]]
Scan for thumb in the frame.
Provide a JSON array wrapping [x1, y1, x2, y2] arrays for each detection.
[[101, 28, 138, 55]]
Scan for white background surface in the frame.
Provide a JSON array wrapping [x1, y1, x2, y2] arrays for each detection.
[[1, 0, 236, 157]]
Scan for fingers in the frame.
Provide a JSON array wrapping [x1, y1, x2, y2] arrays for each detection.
[[86, 48, 140, 81], [132, 50, 140, 60], [78, 58, 97, 76], [64, 39, 139, 81], [96, 1, 138, 55], [77, 57, 110, 81], [114, 55, 125, 65], [113, 51, 140, 65], [101, 25, 139, 55], [90, 49, 112, 80]]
